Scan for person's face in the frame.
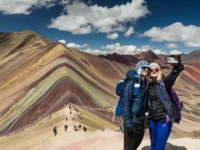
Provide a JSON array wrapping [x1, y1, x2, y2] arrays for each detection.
[[150, 67, 160, 77], [141, 66, 150, 77]]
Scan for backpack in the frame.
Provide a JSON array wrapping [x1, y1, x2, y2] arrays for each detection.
[[112, 70, 140, 122], [113, 79, 126, 119], [168, 88, 183, 124], [160, 81, 183, 124]]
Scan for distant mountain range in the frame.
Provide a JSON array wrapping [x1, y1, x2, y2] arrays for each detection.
[[99, 50, 169, 69], [99, 49, 200, 68]]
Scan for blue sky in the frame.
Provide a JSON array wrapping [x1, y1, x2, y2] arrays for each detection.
[[0, 0, 200, 55]]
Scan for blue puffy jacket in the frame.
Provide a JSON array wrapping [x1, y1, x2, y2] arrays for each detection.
[[122, 70, 148, 127]]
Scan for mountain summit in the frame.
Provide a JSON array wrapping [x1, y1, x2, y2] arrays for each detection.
[[135, 50, 159, 61]]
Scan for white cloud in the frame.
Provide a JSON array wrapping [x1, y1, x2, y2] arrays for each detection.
[[106, 33, 119, 40], [58, 41, 167, 56], [58, 41, 105, 55], [49, 15, 93, 34], [71, 43, 138, 55], [0, 0, 57, 15], [82, 49, 108, 55], [152, 49, 166, 55], [140, 45, 151, 51], [142, 22, 200, 47], [59, 0, 72, 5], [165, 43, 178, 49], [66, 43, 90, 49], [59, 40, 90, 49], [48, 0, 149, 34], [101, 43, 137, 55], [82, 44, 167, 56], [124, 27, 135, 37], [59, 39, 66, 44], [170, 49, 182, 55], [136, 45, 166, 55]]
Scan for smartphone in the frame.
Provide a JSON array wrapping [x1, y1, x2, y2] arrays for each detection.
[[165, 55, 181, 64]]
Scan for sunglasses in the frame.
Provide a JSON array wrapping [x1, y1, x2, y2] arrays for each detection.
[[150, 68, 160, 72], [141, 66, 151, 71]]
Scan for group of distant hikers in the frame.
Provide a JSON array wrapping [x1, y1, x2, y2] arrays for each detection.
[[53, 124, 87, 136], [114, 58, 184, 150], [73, 124, 88, 132], [53, 104, 88, 137]]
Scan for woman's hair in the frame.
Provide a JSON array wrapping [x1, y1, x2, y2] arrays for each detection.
[[149, 62, 163, 82], [150, 70, 163, 83], [155, 70, 163, 82]]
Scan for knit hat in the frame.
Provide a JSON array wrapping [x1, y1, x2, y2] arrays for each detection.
[[136, 60, 150, 75], [149, 62, 161, 69]]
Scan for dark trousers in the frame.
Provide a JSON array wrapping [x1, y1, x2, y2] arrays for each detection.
[[124, 124, 145, 150]]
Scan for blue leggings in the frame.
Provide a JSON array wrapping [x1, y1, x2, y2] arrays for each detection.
[[149, 120, 172, 150]]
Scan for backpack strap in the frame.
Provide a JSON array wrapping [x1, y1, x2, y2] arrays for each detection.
[[142, 78, 150, 119], [162, 115, 170, 127]]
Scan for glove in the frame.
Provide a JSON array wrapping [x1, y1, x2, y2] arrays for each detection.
[[173, 62, 184, 72], [126, 124, 144, 133]]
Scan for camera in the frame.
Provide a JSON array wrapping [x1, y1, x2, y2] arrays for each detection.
[[165, 55, 181, 65]]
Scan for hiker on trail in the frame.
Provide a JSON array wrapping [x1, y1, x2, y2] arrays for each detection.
[[66, 117, 68, 121], [83, 126, 86, 132], [121, 60, 151, 150], [64, 125, 68, 131], [53, 126, 57, 136], [83, 126, 87, 132], [75, 126, 78, 131], [73, 125, 76, 131], [73, 125, 78, 131], [78, 124, 81, 131], [120, 126, 123, 133], [148, 62, 184, 150]]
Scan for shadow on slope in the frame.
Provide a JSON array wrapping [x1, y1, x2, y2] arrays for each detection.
[[142, 143, 187, 150]]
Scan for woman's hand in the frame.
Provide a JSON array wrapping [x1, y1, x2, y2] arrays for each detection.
[[127, 123, 144, 133], [173, 63, 184, 72]]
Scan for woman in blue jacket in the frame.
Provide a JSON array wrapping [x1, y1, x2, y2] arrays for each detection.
[[122, 60, 151, 150], [148, 62, 184, 150]]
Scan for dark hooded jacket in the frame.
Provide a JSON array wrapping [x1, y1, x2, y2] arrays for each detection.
[[122, 70, 148, 127], [148, 63, 184, 122]]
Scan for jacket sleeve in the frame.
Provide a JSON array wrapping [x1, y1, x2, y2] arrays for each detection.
[[163, 63, 184, 89], [122, 79, 134, 127]]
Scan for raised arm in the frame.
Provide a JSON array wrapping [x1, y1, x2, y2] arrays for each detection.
[[122, 79, 134, 127], [163, 63, 184, 89]]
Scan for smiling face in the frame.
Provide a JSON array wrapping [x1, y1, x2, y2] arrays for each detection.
[[141, 66, 150, 77], [150, 67, 160, 78]]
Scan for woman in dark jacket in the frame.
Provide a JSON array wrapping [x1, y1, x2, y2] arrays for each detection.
[[148, 62, 184, 150], [122, 60, 151, 150]]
